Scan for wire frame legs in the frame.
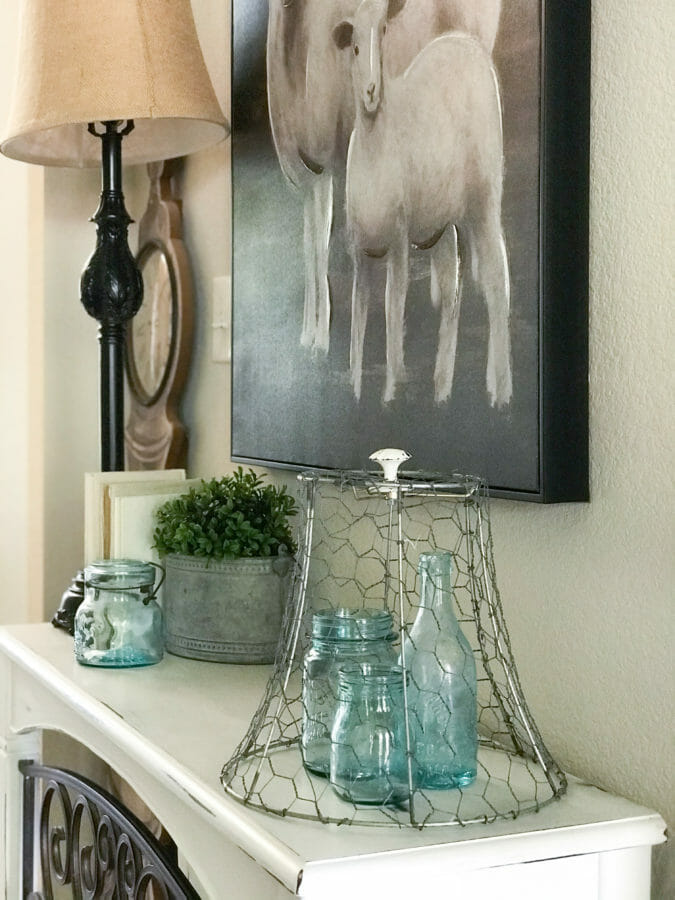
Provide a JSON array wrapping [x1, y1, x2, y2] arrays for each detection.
[[221, 469, 566, 828]]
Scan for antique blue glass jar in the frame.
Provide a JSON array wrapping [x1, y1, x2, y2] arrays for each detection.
[[330, 663, 414, 806], [74, 559, 164, 667], [401, 551, 477, 789], [301, 608, 397, 775]]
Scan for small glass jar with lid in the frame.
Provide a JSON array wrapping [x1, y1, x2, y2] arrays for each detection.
[[301, 607, 397, 775], [330, 662, 414, 806], [74, 559, 164, 668]]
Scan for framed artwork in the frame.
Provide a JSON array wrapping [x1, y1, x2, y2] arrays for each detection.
[[230, 0, 590, 502]]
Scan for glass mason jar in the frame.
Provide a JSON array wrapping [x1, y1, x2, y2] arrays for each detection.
[[330, 663, 414, 806], [74, 559, 164, 668], [301, 608, 397, 775], [401, 551, 478, 789]]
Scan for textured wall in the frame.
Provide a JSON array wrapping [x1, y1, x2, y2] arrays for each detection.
[[487, 1, 674, 892], [0, 0, 43, 625]]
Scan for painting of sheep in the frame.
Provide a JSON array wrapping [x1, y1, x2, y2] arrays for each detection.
[[266, 0, 503, 362], [231, 0, 590, 500]]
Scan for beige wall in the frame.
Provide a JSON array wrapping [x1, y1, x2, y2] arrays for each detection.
[[1, 0, 672, 894], [180, 0, 232, 478], [488, 2, 674, 890], [0, 0, 43, 624]]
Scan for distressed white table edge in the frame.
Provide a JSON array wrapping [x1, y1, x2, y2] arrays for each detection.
[[0, 624, 666, 898]]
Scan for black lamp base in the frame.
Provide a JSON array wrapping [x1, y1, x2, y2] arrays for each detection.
[[80, 120, 143, 472]]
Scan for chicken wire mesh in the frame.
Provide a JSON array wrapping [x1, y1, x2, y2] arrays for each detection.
[[221, 458, 566, 827]]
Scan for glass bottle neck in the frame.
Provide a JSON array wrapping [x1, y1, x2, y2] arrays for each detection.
[[416, 552, 458, 625]]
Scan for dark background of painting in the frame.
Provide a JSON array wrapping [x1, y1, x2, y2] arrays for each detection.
[[231, 0, 543, 492]]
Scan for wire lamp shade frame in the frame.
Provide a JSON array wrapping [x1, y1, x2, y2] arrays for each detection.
[[221, 461, 567, 828]]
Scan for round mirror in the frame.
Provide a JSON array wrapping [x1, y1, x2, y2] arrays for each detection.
[[128, 244, 175, 405]]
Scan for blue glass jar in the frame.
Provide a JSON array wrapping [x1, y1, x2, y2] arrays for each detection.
[[401, 551, 477, 788], [301, 608, 397, 775], [74, 559, 164, 668], [330, 663, 414, 806]]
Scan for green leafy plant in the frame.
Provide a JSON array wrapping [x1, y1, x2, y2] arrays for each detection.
[[153, 468, 298, 560]]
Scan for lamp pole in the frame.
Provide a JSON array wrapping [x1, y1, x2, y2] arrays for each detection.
[[80, 120, 143, 471]]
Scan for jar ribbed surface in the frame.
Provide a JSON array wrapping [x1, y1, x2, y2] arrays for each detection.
[[84, 558, 156, 590], [311, 607, 395, 642]]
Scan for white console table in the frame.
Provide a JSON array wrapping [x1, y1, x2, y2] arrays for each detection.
[[0, 624, 666, 898]]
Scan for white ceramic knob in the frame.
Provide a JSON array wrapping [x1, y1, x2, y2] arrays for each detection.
[[369, 448, 411, 482]]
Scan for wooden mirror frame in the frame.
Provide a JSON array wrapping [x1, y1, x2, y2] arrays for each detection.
[[125, 159, 194, 469]]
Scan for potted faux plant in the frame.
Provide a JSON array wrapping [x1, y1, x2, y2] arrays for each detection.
[[153, 468, 297, 663]]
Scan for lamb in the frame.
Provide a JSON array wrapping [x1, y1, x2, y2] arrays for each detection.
[[334, 0, 512, 406], [266, 0, 503, 354], [384, 0, 501, 77]]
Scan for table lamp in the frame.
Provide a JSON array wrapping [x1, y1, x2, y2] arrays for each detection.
[[1, 0, 229, 471]]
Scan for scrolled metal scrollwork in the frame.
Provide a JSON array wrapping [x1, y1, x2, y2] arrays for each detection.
[[21, 761, 200, 899], [40, 778, 73, 893]]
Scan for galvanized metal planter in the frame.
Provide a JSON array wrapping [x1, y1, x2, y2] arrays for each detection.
[[163, 553, 292, 663]]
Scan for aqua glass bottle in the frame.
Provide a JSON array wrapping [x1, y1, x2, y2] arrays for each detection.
[[330, 663, 413, 806], [302, 608, 397, 775], [401, 551, 477, 789], [74, 559, 164, 667]]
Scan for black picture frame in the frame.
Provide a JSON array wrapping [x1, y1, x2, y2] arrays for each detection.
[[230, 0, 590, 502]]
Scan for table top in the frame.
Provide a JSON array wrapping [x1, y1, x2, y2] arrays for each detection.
[[0, 624, 666, 894]]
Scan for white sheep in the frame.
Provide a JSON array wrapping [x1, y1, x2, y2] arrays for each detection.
[[267, 0, 359, 353], [334, 0, 512, 406], [266, 0, 503, 354], [384, 0, 501, 77]]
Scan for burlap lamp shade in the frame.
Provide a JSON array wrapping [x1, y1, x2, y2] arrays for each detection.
[[1, 0, 229, 165]]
